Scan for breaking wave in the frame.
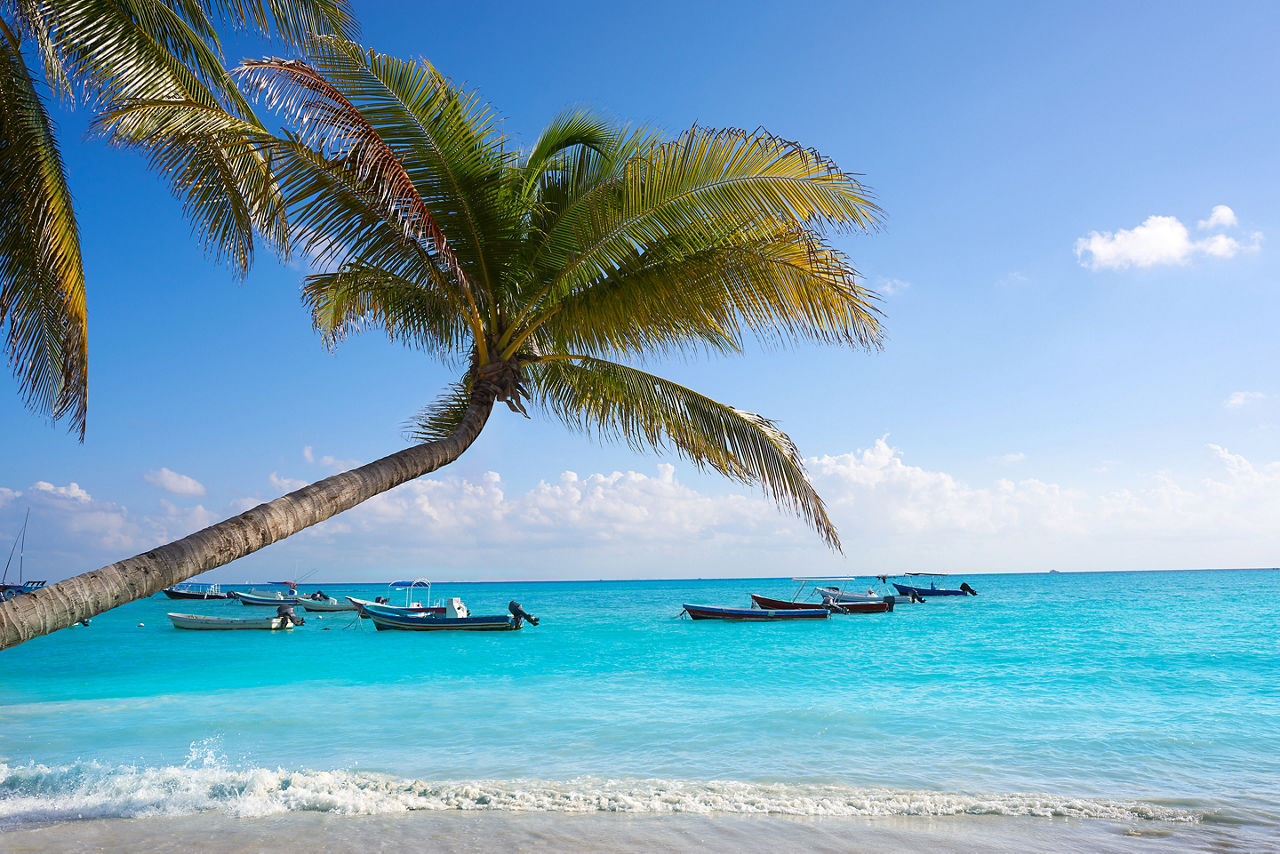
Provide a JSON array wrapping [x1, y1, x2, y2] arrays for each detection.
[[0, 744, 1209, 828]]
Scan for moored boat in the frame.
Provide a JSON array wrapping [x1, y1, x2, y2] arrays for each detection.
[[891, 573, 977, 597], [346, 596, 446, 618], [162, 583, 230, 600], [749, 593, 893, 614], [167, 612, 293, 630], [230, 589, 304, 606], [682, 603, 829, 621], [299, 594, 357, 612], [367, 597, 526, 631], [1, 510, 45, 600]]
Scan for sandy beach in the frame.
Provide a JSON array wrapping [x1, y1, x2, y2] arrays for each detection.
[[2, 811, 1257, 854]]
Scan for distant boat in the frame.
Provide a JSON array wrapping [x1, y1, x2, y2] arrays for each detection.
[[167, 612, 294, 630], [162, 583, 230, 600], [891, 573, 977, 598], [681, 603, 829, 621], [0, 510, 45, 600], [788, 576, 916, 605], [749, 594, 893, 614]]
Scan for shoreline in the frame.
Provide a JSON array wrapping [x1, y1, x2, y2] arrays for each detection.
[[0, 812, 1249, 854]]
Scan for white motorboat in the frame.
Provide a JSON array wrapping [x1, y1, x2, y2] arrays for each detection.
[[167, 612, 294, 630]]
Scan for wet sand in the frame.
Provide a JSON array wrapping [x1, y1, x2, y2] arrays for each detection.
[[0, 811, 1252, 853]]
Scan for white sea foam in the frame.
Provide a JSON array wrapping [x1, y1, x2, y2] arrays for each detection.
[[0, 752, 1209, 828]]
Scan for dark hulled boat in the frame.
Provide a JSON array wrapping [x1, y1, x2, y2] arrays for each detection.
[[749, 594, 893, 614]]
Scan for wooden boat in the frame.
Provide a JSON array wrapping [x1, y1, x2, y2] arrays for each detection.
[[168, 612, 293, 630], [749, 594, 893, 614], [682, 603, 829, 621], [892, 573, 977, 598], [230, 589, 304, 606], [162, 583, 230, 600]]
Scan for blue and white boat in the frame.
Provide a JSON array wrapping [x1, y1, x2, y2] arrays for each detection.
[[230, 588, 304, 606], [891, 573, 977, 598], [366, 597, 527, 631]]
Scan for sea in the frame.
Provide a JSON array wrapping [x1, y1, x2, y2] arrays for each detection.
[[1, 569, 1277, 852]]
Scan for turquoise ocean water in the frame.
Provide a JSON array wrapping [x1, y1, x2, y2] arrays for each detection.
[[1, 569, 1277, 849]]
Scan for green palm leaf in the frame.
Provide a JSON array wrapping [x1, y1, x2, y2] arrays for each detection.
[[0, 26, 86, 437], [531, 356, 840, 549]]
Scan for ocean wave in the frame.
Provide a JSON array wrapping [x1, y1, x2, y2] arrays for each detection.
[[0, 748, 1208, 827]]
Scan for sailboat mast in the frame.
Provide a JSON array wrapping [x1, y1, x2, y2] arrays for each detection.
[[3, 508, 29, 585]]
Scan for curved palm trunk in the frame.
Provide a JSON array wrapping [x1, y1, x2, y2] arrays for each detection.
[[0, 389, 496, 650]]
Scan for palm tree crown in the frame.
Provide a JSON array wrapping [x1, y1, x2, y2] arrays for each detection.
[[234, 40, 883, 546]]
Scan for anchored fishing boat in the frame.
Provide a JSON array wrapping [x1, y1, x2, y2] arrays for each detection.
[[162, 583, 230, 600], [167, 612, 295, 630], [366, 597, 535, 631], [749, 593, 893, 614], [681, 603, 829, 621], [891, 573, 978, 598]]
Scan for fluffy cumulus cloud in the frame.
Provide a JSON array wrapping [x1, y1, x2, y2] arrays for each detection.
[[143, 467, 206, 497], [1075, 206, 1261, 271]]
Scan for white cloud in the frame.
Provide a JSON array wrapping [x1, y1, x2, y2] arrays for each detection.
[[30, 481, 91, 502], [143, 467, 206, 497], [270, 472, 309, 492], [11, 438, 1280, 582], [1075, 208, 1261, 270], [303, 446, 315, 464], [877, 277, 911, 296], [994, 452, 1027, 464], [1225, 391, 1265, 409], [1198, 204, 1237, 230]]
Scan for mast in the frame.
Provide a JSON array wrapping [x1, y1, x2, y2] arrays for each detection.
[[3, 508, 29, 585]]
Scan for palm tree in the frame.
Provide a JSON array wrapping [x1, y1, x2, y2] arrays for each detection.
[[0, 1, 356, 439], [0, 40, 882, 648]]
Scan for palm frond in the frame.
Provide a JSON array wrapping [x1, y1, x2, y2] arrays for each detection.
[[531, 126, 880, 304], [405, 380, 472, 443], [236, 54, 486, 327], [531, 356, 839, 549], [0, 33, 86, 437], [302, 263, 471, 356]]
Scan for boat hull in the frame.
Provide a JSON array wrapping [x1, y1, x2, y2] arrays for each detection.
[[683, 603, 829, 621], [346, 597, 446, 618], [892, 583, 969, 597], [749, 594, 892, 614], [368, 611, 521, 631], [168, 612, 292, 630], [162, 587, 230, 600], [299, 597, 357, 612], [230, 590, 303, 606]]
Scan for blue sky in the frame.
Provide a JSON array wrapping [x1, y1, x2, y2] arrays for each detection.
[[2, 1, 1279, 583]]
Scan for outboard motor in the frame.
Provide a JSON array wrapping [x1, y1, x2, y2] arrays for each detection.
[[881, 595, 895, 612], [276, 603, 305, 625], [509, 600, 539, 626], [909, 590, 925, 604], [960, 582, 978, 596]]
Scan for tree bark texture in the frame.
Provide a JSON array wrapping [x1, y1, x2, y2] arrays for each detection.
[[0, 390, 495, 650]]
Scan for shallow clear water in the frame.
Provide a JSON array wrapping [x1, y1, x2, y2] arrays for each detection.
[[1, 569, 1278, 849]]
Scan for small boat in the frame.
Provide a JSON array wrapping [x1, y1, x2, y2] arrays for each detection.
[[299, 593, 357, 612], [682, 603, 829, 621], [230, 588, 304, 606], [368, 597, 525, 631], [0, 510, 46, 600], [749, 594, 893, 614], [346, 597, 445, 618], [162, 583, 230, 600], [167, 612, 294, 630], [892, 573, 977, 598], [788, 575, 916, 605]]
